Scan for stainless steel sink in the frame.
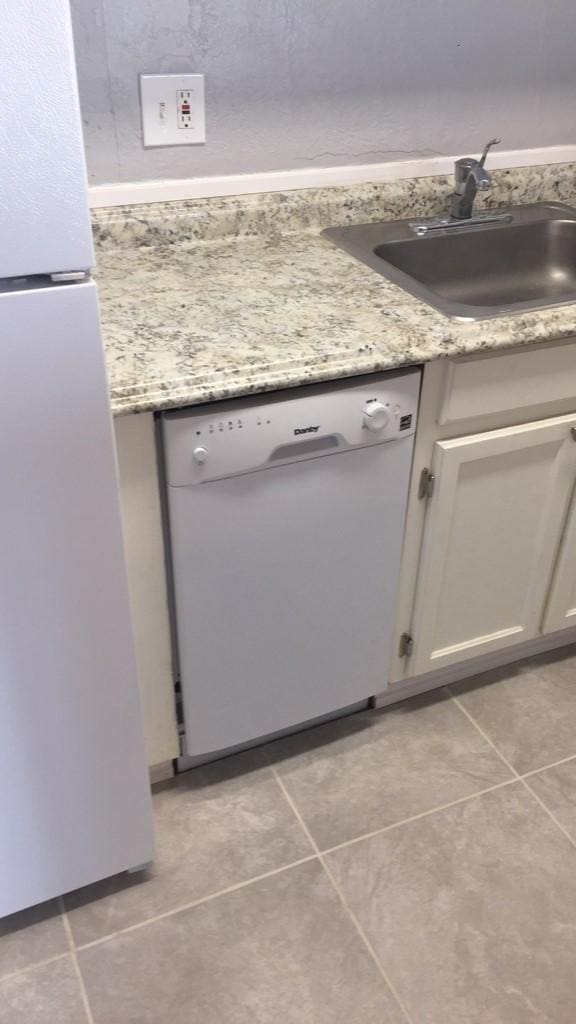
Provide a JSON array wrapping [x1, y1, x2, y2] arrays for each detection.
[[324, 203, 576, 321]]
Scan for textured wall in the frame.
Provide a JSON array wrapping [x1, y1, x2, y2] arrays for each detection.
[[70, 0, 576, 186]]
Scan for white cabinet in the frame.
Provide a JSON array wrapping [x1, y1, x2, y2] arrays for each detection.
[[114, 413, 179, 771], [409, 415, 576, 675], [391, 341, 576, 686]]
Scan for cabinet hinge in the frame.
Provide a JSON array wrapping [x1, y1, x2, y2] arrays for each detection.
[[418, 467, 436, 500], [399, 632, 414, 658]]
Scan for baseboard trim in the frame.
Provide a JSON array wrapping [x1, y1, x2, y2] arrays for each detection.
[[89, 145, 576, 209], [374, 627, 576, 709]]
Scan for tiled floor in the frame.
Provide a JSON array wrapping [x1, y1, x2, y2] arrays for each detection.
[[4, 645, 576, 1023]]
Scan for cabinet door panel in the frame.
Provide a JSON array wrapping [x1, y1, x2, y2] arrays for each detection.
[[543, 483, 576, 634], [410, 415, 576, 675]]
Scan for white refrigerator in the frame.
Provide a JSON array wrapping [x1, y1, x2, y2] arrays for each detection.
[[0, 1, 154, 918]]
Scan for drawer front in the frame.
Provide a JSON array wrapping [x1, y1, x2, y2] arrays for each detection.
[[439, 341, 576, 425]]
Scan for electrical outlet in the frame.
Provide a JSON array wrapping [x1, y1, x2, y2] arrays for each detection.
[[140, 74, 205, 148], [177, 90, 192, 130]]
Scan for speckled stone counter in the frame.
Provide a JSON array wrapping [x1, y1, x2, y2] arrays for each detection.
[[93, 162, 576, 416]]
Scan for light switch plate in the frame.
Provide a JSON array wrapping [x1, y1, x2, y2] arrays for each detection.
[[140, 74, 205, 148]]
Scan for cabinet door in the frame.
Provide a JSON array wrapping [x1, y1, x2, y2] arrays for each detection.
[[542, 482, 576, 634], [409, 415, 576, 676]]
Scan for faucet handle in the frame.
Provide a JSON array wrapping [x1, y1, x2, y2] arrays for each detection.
[[479, 138, 501, 167]]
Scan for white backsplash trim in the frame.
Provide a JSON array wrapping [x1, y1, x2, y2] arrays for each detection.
[[89, 145, 576, 209]]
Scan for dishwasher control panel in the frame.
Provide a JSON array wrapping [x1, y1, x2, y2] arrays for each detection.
[[162, 369, 420, 485]]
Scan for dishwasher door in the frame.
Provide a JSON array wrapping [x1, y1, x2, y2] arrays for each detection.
[[164, 436, 414, 759]]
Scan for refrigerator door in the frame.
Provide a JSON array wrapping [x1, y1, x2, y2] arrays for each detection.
[[0, 281, 154, 918], [0, 0, 94, 278]]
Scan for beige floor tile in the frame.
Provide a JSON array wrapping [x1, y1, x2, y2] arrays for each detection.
[[79, 860, 405, 1024], [264, 690, 512, 848], [451, 646, 576, 774], [0, 958, 86, 1024], [64, 749, 312, 946], [0, 900, 68, 980], [328, 784, 576, 1024], [525, 756, 576, 840]]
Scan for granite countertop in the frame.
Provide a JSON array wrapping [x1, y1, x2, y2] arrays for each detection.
[[94, 163, 576, 416]]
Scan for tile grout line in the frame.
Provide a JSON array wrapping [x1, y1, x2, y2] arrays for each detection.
[[521, 750, 576, 779], [320, 777, 519, 857], [446, 688, 521, 778], [521, 774, 576, 853], [447, 685, 576, 783], [0, 952, 70, 987], [319, 857, 415, 1024], [271, 766, 415, 1024], [74, 853, 319, 952], [58, 898, 95, 1024], [446, 687, 576, 852]]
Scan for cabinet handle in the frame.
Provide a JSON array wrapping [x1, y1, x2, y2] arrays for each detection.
[[571, 426, 576, 442]]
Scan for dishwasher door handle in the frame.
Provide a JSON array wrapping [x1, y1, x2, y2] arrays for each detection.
[[268, 434, 341, 462]]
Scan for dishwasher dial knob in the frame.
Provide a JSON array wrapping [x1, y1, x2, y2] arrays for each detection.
[[193, 446, 208, 464], [363, 402, 389, 432]]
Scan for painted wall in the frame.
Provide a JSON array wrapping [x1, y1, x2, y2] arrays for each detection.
[[70, 0, 576, 186]]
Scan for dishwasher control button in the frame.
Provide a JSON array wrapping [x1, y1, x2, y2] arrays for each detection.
[[193, 446, 209, 464], [363, 402, 389, 432]]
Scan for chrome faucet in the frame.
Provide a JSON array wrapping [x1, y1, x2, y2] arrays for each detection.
[[450, 138, 501, 219], [409, 137, 509, 236]]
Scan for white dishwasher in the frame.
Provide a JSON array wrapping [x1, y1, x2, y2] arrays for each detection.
[[161, 369, 420, 762]]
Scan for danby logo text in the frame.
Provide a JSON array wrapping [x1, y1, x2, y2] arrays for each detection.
[[294, 425, 320, 436]]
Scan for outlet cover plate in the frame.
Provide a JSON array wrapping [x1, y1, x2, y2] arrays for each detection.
[[140, 74, 205, 148]]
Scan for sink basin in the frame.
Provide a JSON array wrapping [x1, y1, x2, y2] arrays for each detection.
[[324, 202, 576, 321]]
